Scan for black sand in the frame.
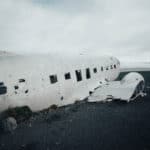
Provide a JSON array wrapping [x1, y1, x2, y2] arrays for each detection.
[[0, 71, 150, 150]]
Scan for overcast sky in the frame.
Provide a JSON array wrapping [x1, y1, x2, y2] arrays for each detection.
[[0, 0, 150, 62]]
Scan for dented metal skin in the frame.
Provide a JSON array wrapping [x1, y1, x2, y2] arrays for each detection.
[[88, 72, 145, 103], [0, 54, 145, 112]]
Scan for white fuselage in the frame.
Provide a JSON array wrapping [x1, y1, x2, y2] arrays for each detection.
[[0, 54, 120, 112]]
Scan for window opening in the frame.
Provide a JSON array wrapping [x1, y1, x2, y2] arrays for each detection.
[[49, 75, 58, 84], [65, 72, 71, 80], [86, 68, 91, 79], [75, 70, 82, 82]]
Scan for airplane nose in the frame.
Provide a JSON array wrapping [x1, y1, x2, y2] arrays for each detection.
[[111, 56, 120, 66], [116, 58, 120, 65]]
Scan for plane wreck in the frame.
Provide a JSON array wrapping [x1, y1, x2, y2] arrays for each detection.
[[0, 54, 146, 112]]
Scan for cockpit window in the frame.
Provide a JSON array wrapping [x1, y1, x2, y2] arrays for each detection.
[[75, 70, 82, 82], [111, 65, 113, 69], [19, 79, 25, 83], [49, 75, 58, 84]]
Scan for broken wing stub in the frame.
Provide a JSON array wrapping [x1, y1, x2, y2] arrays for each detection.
[[88, 72, 146, 102]]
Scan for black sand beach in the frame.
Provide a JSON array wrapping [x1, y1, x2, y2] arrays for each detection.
[[0, 71, 150, 150]]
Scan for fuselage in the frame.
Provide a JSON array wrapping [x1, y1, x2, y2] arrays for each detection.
[[0, 54, 120, 112]]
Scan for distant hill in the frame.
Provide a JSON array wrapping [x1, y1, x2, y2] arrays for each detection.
[[0, 51, 15, 56], [121, 61, 150, 72]]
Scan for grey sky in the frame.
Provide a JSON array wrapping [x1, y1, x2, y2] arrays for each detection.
[[0, 0, 150, 62]]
